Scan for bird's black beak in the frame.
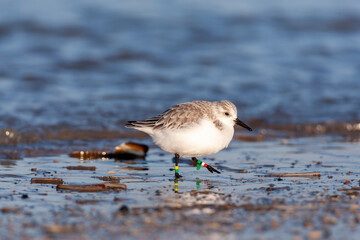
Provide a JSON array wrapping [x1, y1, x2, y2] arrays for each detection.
[[235, 118, 253, 131]]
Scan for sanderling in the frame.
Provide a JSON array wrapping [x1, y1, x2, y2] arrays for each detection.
[[126, 100, 252, 178]]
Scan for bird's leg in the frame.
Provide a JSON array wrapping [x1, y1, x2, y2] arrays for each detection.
[[174, 179, 179, 193], [191, 157, 221, 174], [174, 153, 182, 178]]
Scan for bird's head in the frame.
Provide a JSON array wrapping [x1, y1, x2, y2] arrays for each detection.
[[215, 100, 252, 131]]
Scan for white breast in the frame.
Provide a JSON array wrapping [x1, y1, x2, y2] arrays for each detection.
[[150, 119, 234, 157]]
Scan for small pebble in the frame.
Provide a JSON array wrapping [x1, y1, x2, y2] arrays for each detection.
[[233, 222, 244, 230], [350, 204, 359, 211], [308, 230, 323, 239], [119, 205, 129, 214]]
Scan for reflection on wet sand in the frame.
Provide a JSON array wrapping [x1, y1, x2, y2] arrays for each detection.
[[174, 178, 203, 194]]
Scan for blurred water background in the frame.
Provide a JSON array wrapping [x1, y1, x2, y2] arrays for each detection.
[[0, 0, 360, 146]]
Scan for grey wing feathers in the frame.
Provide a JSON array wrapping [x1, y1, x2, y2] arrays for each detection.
[[126, 102, 206, 130]]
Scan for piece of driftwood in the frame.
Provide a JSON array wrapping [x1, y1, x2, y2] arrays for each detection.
[[76, 199, 100, 204], [66, 166, 96, 171], [264, 172, 320, 178], [43, 225, 85, 234], [1, 206, 21, 213], [121, 166, 149, 171], [31, 178, 64, 184], [266, 186, 291, 191], [56, 183, 127, 192], [92, 176, 120, 183]]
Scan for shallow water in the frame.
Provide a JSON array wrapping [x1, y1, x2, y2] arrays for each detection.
[[1, 0, 360, 147], [1, 137, 360, 239]]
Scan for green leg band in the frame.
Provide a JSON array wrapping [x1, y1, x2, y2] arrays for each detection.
[[196, 178, 200, 191], [197, 160, 202, 170]]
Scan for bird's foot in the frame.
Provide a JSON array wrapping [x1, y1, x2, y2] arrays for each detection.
[[175, 172, 183, 178], [192, 158, 221, 174], [206, 164, 221, 174]]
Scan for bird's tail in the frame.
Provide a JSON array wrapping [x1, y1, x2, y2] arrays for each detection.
[[125, 120, 156, 135], [125, 121, 138, 129], [125, 116, 159, 129]]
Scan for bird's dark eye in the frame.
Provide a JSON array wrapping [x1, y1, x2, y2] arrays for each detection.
[[224, 112, 230, 116]]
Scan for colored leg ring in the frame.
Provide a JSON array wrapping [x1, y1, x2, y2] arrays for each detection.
[[174, 180, 178, 192], [197, 160, 202, 170], [197, 160, 208, 170]]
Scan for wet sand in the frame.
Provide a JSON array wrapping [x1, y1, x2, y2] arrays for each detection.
[[1, 136, 360, 239]]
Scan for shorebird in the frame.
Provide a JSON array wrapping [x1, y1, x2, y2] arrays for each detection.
[[126, 100, 252, 178]]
